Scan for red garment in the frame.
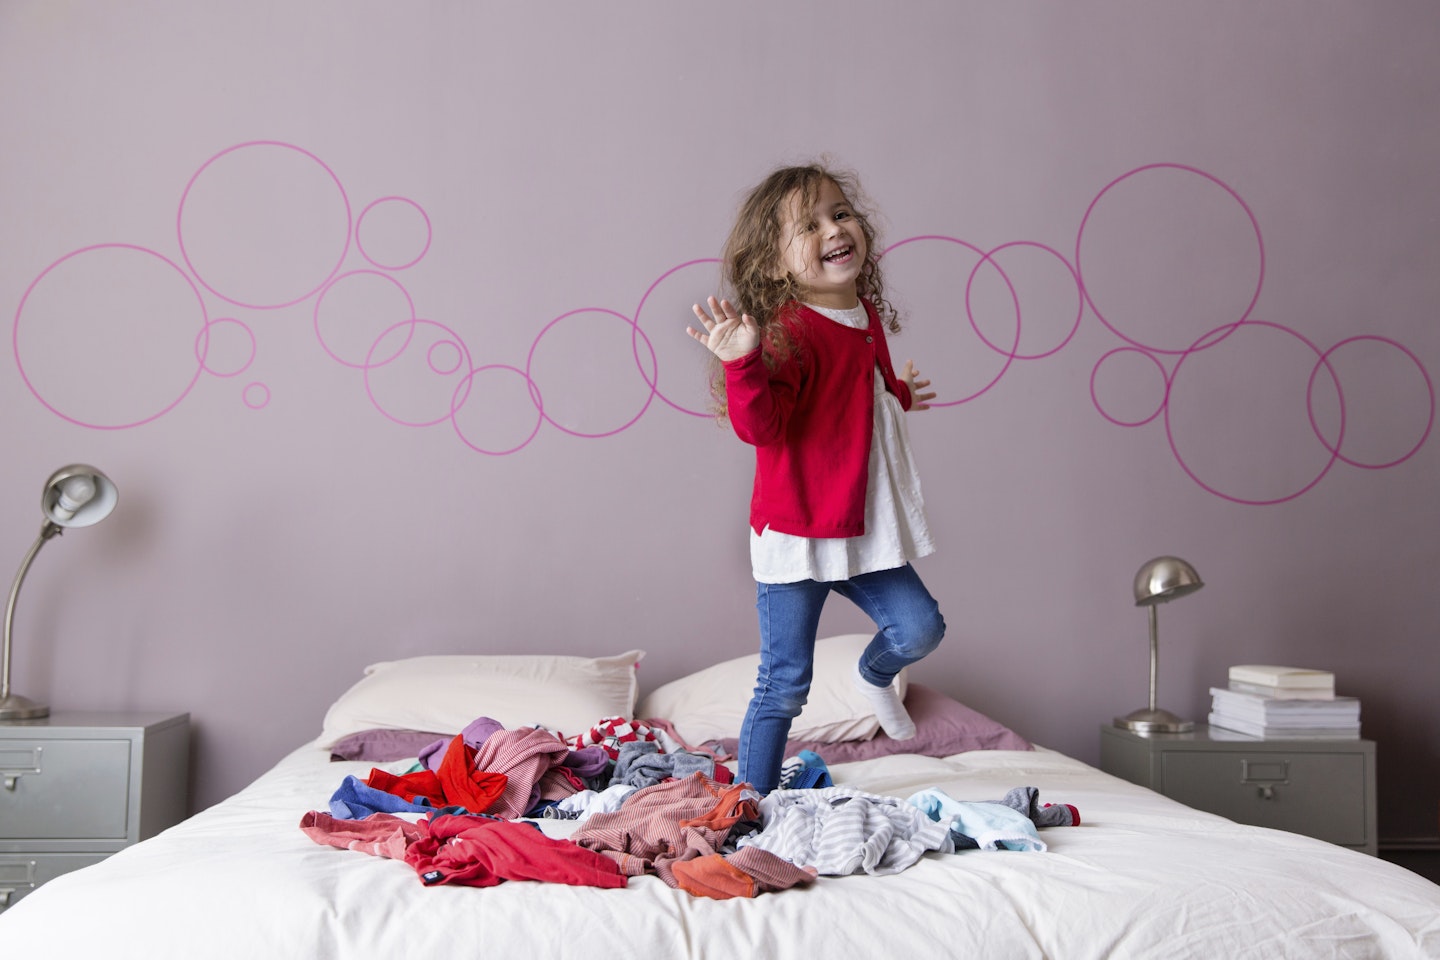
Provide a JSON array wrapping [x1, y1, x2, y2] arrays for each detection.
[[364, 734, 509, 813], [724, 299, 911, 537], [404, 815, 627, 889], [299, 811, 424, 860]]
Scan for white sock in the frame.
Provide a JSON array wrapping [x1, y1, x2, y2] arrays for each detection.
[[853, 662, 916, 740]]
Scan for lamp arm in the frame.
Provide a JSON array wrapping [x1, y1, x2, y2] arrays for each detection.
[[1146, 605, 1159, 713], [0, 522, 62, 700]]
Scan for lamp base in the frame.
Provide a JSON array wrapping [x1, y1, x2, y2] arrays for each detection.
[[1114, 707, 1193, 735], [0, 693, 50, 721]]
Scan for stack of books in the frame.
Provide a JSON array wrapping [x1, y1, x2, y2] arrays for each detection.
[[1208, 665, 1360, 739]]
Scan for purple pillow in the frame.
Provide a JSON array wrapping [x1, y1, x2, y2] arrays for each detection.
[[328, 728, 446, 762], [710, 683, 1031, 763]]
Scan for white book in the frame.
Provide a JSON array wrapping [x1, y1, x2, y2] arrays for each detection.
[[1228, 665, 1335, 690], [1208, 712, 1360, 739], [1228, 680, 1335, 700], [1209, 688, 1360, 720]]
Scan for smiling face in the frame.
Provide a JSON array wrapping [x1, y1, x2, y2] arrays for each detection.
[[775, 176, 869, 309]]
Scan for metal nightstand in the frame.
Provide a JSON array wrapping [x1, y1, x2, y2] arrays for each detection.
[[1100, 723, 1376, 855], [0, 711, 189, 910]]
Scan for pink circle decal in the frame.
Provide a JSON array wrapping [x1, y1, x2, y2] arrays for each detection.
[[313, 269, 418, 369], [1165, 320, 1343, 505], [356, 196, 432, 271], [451, 364, 545, 456], [194, 317, 257, 378], [1308, 335, 1434, 470], [966, 241, 1083, 361], [879, 236, 1020, 406], [427, 340, 464, 376], [178, 141, 351, 309], [364, 318, 474, 428], [526, 308, 657, 438], [243, 382, 271, 409], [14, 243, 208, 429], [633, 259, 723, 418], [1076, 164, 1264, 355], [1091, 347, 1169, 427]]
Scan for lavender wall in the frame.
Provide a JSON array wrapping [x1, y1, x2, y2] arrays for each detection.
[[2, 2, 1436, 848]]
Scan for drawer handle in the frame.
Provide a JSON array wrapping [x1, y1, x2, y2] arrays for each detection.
[[0, 888, 12, 907], [2, 775, 16, 792], [1258, 785, 1277, 801]]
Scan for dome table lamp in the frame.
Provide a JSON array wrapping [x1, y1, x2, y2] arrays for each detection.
[[0, 465, 118, 721], [1113, 555, 1204, 735]]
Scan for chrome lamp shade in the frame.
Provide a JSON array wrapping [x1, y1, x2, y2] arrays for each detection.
[[1113, 555, 1204, 735], [0, 465, 118, 721]]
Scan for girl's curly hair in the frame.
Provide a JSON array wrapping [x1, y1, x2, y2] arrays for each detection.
[[706, 162, 900, 418]]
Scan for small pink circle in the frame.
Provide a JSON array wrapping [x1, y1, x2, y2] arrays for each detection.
[[966, 241, 1083, 361], [1091, 347, 1169, 427], [243, 382, 271, 409], [356, 196, 432, 271], [1307, 335, 1434, 470], [313, 269, 418, 369], [881, 235, 1020, 407], [195, 317, 257, 378], [1166, 320, 1343, 505], [428, 340, 463, 375], [450, 364, 544, 456], [526, 307, 657, 439], [363, 317, 473, 428]]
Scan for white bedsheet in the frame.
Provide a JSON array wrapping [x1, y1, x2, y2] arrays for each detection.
[[3, 742, 1438, 959]]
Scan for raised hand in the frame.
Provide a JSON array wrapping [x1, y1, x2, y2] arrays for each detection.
[[687, 296, 760, 362], [901, 360, 936, 411]]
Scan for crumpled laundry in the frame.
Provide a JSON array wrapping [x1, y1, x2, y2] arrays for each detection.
[[739, 785, 956, 875], [907, 786, 1081, 852], [571, 772, 816, 898], [405, 813, 628, 889], [611, 740, 718, 789]]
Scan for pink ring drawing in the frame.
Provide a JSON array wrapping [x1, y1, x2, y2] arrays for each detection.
[[633, 258, 720, 418], [1090, 347, 1170, 427], [194, 317, 257, 378], [363, 317, 474, 428], [880, 236, 1020, 406], [13, 243, 209, 430], [427, 340, 464, 376], [1076, 163, 1265, 356], [356, 196, 432, 271], [177, 140, 352, 310], [526, 307, 658, 438], [1306, 334, 1434, 470], [965, 240, 1084, 361], [1165, 319, 1345, 505], [450, 364, 545, 456], [312, 269, 419, 369], [243, 382, 271, 409]]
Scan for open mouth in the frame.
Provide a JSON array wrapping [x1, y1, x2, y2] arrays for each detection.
[[822, 245, 853, 264]]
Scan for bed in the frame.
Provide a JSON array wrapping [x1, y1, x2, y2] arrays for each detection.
[[2, 637, 1438, 959]]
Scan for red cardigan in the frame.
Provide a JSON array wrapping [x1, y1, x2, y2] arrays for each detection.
[[723, 300, 912, 538]]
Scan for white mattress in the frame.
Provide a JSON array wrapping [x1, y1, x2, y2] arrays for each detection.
[[3, 741, 1438, 959]]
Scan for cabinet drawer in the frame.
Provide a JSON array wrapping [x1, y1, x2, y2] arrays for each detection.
[[0, 740, 131, 840], [1161, 750, 1368, 847], [0, 853, 109, 911]]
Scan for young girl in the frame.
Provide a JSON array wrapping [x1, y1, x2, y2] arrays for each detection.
[[686, 163, 945, 794]]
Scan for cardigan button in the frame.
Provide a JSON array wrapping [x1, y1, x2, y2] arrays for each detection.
[[865, 335, 874, 343]]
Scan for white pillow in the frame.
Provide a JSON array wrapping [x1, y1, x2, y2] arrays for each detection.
[[318, 650, 644, 748], [637, 634, 906, 744]]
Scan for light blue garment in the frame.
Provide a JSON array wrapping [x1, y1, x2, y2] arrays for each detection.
[[907, 788, 1047, 852]]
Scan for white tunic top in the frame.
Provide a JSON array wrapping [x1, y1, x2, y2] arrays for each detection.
[[750, 303, 935, 585]]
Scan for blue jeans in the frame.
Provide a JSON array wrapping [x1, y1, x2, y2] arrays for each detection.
[[736, 563, 945, 793]]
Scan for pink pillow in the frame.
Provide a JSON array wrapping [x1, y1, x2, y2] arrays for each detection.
[[709, 684, 1031, 762]]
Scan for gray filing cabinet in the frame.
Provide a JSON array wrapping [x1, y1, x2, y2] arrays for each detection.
[[1100, 723, 1376, 856], [0, 711, 189, 911]]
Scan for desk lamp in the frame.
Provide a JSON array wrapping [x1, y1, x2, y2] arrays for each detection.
[[0, 465, 118, 721], [1113, 555, 1204, 734]]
